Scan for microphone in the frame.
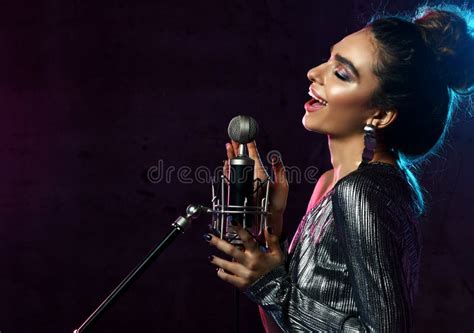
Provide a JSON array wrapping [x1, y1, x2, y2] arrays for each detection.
[[209, 115, 269, 247], [226, 115, 259, 229]]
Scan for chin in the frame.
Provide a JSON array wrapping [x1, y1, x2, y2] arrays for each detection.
[[302, 114, 326, 133]]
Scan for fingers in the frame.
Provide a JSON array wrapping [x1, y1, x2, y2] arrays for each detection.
[[206, 228, 284, 290], [269, 156, 289, 216], [232, 223, 259, 253], [209, 254, 245, 276], [231, 140, 239, 157], [205, 233, 246, 262], [225, 142, 236, 160], [224, 142, 235, 182], [216, 267, 247, 289], [264, 226, 282, 254], [248, 140, 269, 180], [272, 154, 288, 187], [247, 140, 260, 161], [209, 255, 248, 289], [223, 159, 230, 180], [226, 140, 268, 183]]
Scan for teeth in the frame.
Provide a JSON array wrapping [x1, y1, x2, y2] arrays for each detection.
[[308, 91, 328, 106]]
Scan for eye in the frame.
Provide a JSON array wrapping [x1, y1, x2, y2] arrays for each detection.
[[334, 70, 350, 81]]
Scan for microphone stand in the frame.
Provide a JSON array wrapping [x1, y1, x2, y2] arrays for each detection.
[[73, 204, 210, 333]]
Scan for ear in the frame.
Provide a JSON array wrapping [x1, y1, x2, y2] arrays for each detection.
[[368, 108, 397, 129]]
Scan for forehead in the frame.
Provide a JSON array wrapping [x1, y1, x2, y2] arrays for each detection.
[[333, 29, 377, 79]]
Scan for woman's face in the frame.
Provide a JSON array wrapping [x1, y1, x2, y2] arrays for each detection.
[[303, 28, 381, 138]]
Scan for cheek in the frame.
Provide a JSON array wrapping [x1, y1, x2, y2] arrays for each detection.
[[326, 84, 368, 109], [302, 79, 377, 135], [326, 84, 372, 125], [305, 87, 370, 135]]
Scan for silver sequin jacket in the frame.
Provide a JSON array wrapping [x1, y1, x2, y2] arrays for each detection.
[[244, 162, 422, 332]]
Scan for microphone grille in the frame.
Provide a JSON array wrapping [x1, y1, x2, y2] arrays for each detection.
[[227, 115, 259, 144]]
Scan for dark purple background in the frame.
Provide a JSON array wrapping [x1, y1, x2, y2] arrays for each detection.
[[1, 1, 473, 332]]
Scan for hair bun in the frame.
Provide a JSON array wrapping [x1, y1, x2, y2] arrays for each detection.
[[414, 8, 474, 93]]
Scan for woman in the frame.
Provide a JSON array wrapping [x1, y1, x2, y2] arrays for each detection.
[[204, 4, 474, 332]]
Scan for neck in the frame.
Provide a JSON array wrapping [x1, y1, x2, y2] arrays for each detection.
[[326, 133, 396, 188]]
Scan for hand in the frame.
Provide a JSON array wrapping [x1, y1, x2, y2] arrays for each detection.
[[205, 223, 284, 289], [224, 140, 289, 238]]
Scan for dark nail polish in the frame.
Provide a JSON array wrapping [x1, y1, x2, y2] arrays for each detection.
[[203, 234, 212, 242], [267, 226, 273, 234], [208, 255, 214, 261]]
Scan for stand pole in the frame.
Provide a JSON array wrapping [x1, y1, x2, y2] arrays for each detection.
[[73, 204, 206, 333]]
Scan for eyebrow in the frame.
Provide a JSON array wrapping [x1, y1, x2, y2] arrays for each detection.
[[330, 44, 360, 79]]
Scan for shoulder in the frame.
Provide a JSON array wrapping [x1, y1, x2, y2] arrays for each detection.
[[335, 163, 408, 195], [332, 163, 411, 212], [330, 164, 419, 254], [319, 168, 334, 189], [306, 169, 334, 213]]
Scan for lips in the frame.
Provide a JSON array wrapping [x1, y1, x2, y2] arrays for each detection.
[[308, 88, 328, 105], [305, 88, 328, 112], [304, 98, 326, 112]]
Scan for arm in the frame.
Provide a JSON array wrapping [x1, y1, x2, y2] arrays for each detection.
[[207, 219, 348, 332], [244, 229, 354, 332], [244, 261, 354, 332], [245, 172, 414, 332], [331, 173, 413, 332], [244, 172, 358, 333]]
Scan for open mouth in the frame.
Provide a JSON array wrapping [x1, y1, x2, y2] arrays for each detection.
[[305, 91, 328, 112], [308, 91, 328, 106]]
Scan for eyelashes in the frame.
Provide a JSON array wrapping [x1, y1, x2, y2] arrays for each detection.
[[334, 71, 349, 81], [320, 56, 350, 82]]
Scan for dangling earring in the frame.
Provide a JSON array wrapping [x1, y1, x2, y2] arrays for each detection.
[[362, 124, 377, 164]]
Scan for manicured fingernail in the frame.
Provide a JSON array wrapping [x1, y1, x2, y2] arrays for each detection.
[[203, 234, 212, 242], [208, 255, 214, 262], [267, 226, 273, 234]]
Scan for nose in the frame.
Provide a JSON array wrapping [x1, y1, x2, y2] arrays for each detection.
[[307, 65, 324, 85]]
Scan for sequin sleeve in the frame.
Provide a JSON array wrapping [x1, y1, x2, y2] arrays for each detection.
[[331, 172, 414, 332]]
